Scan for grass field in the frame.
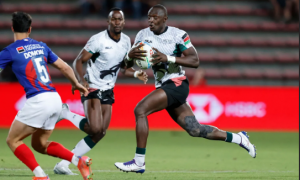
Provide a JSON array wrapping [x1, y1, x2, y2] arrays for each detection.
[[0, 129, 298, 180]]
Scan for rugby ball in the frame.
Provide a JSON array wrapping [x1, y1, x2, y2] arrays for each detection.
[[135, 42, 154, 69]]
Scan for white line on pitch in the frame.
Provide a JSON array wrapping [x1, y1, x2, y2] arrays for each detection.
[[0, 169, 295, 174]]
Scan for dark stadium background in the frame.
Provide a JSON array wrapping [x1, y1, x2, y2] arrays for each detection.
[[0, 0, 298, 179]]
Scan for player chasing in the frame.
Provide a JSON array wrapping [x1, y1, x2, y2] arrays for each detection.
[[114, 4, 257, 173], [53, 8, 148, 175], [0, 12, 93, 180]]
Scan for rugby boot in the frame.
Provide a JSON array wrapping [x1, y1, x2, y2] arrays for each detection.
[[32, 176, 50, 180], [77, 156, 93, 180], [238, 131, 257, 158], [115, 159, 145, 174], [53, 162, 78, 175]]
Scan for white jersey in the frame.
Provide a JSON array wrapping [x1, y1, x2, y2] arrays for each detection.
[[84, 30, 131, 91], [134, 26, 193, 88]]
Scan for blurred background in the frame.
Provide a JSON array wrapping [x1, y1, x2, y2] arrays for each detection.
[[0, 1, 299, 179], [0, 0, 299, 86], [0, 0, 298, 130]]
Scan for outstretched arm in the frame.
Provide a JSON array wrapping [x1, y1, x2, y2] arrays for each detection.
[[151, 47, 199, 68], [51, 58, 88, 96]]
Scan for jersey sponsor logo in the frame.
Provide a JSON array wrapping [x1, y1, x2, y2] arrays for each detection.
[[145, 39, 152, 43], [24, 44, 44, 51], [151, 36, 173, 44], [16, 46, 25, 53], [24, 50, 44, 59], [182, 33, 191, 46], [99, 62, 122, 79]]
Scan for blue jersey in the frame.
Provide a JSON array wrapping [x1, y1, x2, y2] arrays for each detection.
[[0, 38, 58, 98]]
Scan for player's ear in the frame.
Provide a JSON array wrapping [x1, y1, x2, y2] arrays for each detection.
[[164, 16, 168, 22], [11, 26, 14, 33], [28, 27, 32, 34]]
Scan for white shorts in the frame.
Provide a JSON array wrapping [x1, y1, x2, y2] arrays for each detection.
[[15, 92, 62, 130]]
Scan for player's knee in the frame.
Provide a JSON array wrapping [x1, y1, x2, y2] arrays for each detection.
[[89, 126, 100, 136], [6, 137, 13, 147], [134, 105, 147, 119], [31, 142, 47, 154]]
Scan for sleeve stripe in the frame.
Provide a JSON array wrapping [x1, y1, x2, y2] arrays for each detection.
[[184, 36, 190, 42], [182, 33, 188, 39]]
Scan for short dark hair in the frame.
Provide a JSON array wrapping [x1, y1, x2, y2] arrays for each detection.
[[108, 7, 124, 19], [12, 12, 32, 33], [152, 4, 168, 17]]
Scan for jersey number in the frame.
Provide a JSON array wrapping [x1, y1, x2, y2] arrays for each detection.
[[32, 56, 50, 84]]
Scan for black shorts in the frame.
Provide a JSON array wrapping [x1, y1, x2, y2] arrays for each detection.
[[160, 77, 189, 109], [81, 89, 115, 105]]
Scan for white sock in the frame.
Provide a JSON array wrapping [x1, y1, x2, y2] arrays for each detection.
[[61, 109, 85, 129], [58, 138, 92, 167], [33, 166, 46, 177], [71, 155, 79, 166], [134, 153, 145, 166], [231, 133, 242, 144]]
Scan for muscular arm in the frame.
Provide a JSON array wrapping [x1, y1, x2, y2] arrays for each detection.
[[123, 67, 136, 77], [152, 46, 200, 69], [120, 60, 148, 83], [175, 47, 199, 68], [72, 49, 93, 82], [119, 60, 137, 77]]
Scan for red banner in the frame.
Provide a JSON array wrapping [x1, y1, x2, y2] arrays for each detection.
[[0, 83, 298, 131]]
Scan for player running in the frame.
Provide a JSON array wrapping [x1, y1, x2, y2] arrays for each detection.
[[0, 12, 93, 180], [114, 4, 256, 173], [53, 8, 148, 175]]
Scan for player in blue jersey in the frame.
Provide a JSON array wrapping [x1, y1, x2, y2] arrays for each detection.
[[0, 12, 93, 180]]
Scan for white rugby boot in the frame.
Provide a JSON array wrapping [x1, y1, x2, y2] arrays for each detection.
[[53, 163, 78, 175], [115, 159, 145, 173], [238, 131, 257, 158]]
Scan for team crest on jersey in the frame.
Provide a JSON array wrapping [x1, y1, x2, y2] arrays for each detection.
[[16, 46, 25, 53]]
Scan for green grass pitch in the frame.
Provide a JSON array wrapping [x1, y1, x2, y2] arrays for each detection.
[[0, 129, 298, 180]]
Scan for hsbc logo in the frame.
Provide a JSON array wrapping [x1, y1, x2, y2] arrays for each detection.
[[187, 94, 224, 124], [187, 93, 267, 124]]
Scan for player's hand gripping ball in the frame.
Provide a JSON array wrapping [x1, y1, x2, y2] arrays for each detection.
[[135, 42, 154, 69]]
